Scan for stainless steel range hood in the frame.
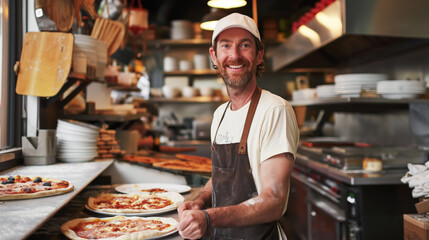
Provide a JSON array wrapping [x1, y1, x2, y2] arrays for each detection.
[[267, 0, 429, 72]]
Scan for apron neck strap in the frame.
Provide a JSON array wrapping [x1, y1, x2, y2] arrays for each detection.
[[238, 87, 262, 155]]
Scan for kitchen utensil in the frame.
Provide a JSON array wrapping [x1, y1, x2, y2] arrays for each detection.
[[16, 32, 74, 97], [34, 0, 57, 31], [35, 0, 75, 32], [128, 0, 149, 34], [91, 18, 126, 56], [22, 129, 56, 165]]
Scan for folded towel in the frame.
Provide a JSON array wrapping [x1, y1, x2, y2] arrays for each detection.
[[409, 163, 428, 175]]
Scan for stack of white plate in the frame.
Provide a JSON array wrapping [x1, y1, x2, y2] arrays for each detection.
[[316, 85, 337, 99], [377, 80, 426, 99], [334, 73, 388, 98], [292, 88, 317, 101], [56, 120, 100, 162]]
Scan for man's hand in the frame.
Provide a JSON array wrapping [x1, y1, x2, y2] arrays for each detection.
[[177, 209, 208, 239], [177, 200, 203, 219]]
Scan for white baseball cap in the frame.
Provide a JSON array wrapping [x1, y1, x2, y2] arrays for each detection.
[[212, 13, 261, 45]]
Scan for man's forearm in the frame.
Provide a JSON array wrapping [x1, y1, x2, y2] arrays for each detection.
[[193, 178, 213, 209], [205, 187, 287, 228]]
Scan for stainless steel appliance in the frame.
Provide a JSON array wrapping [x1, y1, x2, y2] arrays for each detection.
[[298, 145, 428, 170], [268, 0, 429, 71], [285, 143, 423, 240]]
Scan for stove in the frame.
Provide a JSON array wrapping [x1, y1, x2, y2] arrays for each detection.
[[298, 145, 428, 171]]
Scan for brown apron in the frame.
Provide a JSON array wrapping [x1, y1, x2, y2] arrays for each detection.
[[211, 87, 279, 240]]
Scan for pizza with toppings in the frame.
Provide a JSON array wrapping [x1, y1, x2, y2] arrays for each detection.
[[140, 188, 168, 194], [61, 216, 177, 240], [122, 155, 164, 164], [0, 175, 74, 200], [152, 159, 212, 173], [87, 192, 184, 214], [175, 154, 212, 165]]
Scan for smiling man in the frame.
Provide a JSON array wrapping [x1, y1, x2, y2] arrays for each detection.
[[177, 13, 300, 240]]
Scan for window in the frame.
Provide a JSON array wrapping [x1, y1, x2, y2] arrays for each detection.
[[0, 0, 9, 149], [0, 0, 23, 150]]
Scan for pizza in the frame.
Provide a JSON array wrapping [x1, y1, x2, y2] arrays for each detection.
[[87, 192, 184, 214], [0, 175, 74, 200], [153, 159, 212, 173], [61, 216, 177, 240], [122, 155, 164, 164], [175, 154, 211, 165], [140, 188, 168, 194]]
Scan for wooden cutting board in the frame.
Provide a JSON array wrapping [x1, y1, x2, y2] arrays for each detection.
[[16, 32, 74, 97]]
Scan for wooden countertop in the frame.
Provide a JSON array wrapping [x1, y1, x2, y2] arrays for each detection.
[[0, 159, 114, 240]]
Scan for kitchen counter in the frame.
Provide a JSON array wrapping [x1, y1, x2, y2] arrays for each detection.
[[29, 185, 202, 239], [296, 153, 407, 185], [0, 159, 114, 240]]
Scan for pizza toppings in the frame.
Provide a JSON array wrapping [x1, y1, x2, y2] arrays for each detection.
[[93, 195, 173, 210], [0, 175, 74, 200], [71, 218, 171, 239], [61, 216, 178, 240], [140, 188, 168, 193], [87, 192, 184, 214]]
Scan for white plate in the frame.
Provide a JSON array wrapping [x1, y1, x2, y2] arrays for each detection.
[[58, 119, 100, 134], [84, 204, 177, 216], [115, 183, 191, 194], [148, 229, 178, 239]]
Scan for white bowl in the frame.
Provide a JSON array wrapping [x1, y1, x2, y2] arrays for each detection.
[[162, 85, 180, 98], [200, 87, 214, 97], [182, 86, 196, 98]]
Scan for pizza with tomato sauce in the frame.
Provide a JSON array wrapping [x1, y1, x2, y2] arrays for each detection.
[[0, 175, 74, 200], [153, 159, 212, 173], [87, 192, 184, 214], [61, 216, 177, 240], [175, 154, 211, 164]]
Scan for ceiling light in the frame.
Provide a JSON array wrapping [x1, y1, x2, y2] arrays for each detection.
[[208, 0, 247, 9], [200, 8, 229, 31]]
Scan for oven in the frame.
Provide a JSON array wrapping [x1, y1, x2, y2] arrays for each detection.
[[285, 148, 420, 240], [289, 164, 347, 240]]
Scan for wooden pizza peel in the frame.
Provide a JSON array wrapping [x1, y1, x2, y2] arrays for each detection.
[[15, 32, 74, 97]]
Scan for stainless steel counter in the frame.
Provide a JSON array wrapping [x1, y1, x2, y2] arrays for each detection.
[[296, 153, 407, 185], [29, 185, 202, 240], [0, 159, 114, 240]]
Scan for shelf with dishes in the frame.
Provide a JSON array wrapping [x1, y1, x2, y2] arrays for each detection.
[[291, 74, 429, 112], [163, 69, 218, 77], [136, 38, 285, 49], [149, 96, 227, 104], [61, 111, 148, 123]]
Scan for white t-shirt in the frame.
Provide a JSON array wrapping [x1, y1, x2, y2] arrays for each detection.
[[211, 89, 299, 195]]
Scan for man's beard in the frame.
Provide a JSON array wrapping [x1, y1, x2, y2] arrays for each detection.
[[216, 59, 256, 89]]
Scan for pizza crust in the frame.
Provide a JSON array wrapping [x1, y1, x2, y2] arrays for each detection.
[[61, 216, 178, 240], [87, 192, 184, 213], [0, 176, 74, 200]]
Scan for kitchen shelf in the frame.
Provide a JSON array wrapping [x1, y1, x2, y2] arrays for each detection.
[[106, 82, 140, 91], [61, 112, 148, 122], [138, 38, 285, 49], [164, 69, 218, 77], [291, 97, 429, 112], [149, 96, 227, 104], [292, 96, 429, 136], [41, 73, 101, 109]]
